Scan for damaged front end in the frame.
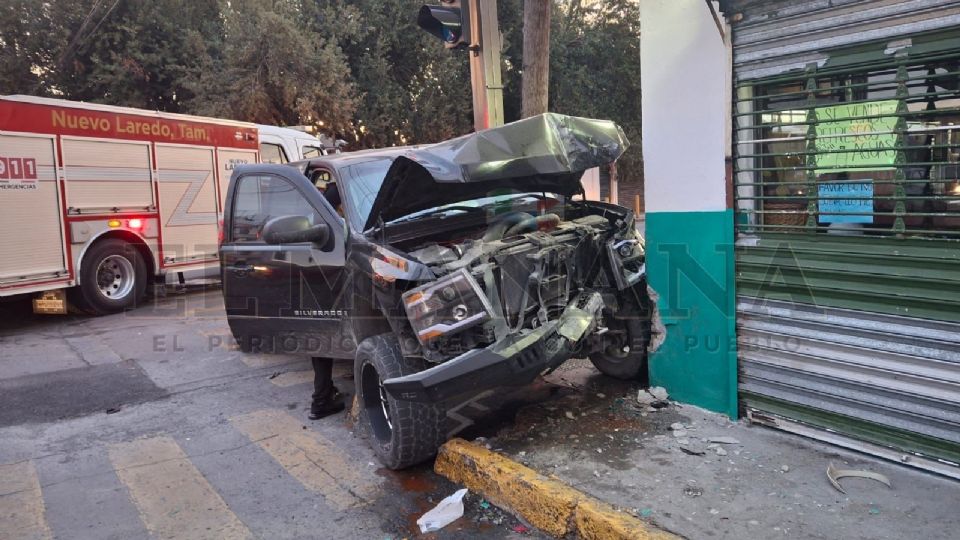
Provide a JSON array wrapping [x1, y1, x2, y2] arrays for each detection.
[[387, 290, 608, 402], [362, 114, 650, 403], [381, 203, 649, 404]]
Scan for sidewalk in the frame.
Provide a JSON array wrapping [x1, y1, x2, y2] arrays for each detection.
[[473, 359, 959, 540]]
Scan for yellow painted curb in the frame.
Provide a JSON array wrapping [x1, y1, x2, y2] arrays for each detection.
[[434, 438, 679, 540]]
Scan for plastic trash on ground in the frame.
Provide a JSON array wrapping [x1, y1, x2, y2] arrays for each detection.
[[417, 488, 468, 533]]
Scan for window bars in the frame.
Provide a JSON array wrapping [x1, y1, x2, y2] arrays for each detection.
[[734, 36, 960, 239]]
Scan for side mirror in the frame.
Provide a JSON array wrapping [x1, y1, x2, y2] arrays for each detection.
[[262, 215, 330, 245]]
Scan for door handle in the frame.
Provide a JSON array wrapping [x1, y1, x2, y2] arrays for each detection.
[[226, 262, 250, 277]]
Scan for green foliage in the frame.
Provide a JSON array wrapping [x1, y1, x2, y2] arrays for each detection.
[[318, 0, 473, 147], [0, 0, 642, 183], [0, 0, 224, 111], [187, 0, 358, 131]]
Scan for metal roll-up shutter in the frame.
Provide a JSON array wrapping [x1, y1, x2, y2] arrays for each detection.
[[730, 0, 960, 81], [731, 4, 960, 477]]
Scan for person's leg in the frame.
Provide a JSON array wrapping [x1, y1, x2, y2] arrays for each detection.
[[310, 357, 344, 420]]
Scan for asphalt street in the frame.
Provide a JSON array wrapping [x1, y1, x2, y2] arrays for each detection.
[[0, 288, 538, 540]]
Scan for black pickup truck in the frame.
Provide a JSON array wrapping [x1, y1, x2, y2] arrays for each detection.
[[219, 113, 651, 469]]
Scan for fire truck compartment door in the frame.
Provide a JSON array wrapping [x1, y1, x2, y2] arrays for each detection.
[[155, 145, 219, 264], [61, 139, 153, 212], [0, 134, 68, 284]]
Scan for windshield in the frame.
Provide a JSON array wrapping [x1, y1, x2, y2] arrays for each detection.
[[339, 158, 393, 230]]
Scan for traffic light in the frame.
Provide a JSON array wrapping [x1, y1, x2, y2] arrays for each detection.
[[417, 0, 471, 49]]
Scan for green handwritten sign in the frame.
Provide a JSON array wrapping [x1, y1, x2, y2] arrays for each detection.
[[814, 100, 898, 174]]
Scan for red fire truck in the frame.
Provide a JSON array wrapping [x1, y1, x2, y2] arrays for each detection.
[[0, 95, 265, 314]]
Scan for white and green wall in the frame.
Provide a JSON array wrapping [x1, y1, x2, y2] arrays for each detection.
[[640, 0, 737, 418]]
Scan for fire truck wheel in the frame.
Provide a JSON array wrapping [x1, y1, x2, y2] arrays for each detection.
[[73, 239, 147, 315]]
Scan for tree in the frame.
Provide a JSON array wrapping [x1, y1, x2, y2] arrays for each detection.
[[7, 0, 224, 112], [187, 0, 358, 131], [320, 0, 474, 148], [0, 0, 643, 187]]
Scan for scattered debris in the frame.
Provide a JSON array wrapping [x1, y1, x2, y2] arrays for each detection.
[[780, 465, 790, 473], [715, 447, 728, 457], [707, 436, 741, 445], [268, 372, 280, 379], [683, 486, 704, 497], [512, 524, 530, 534], [826, 463, 892, 494], [869, 507, 881, 515], [417, 488, 468, 533], [709, 508, 720, 515], [680, 447, 705, 456], [105, 407, 121, 414], [669, 422, 689, 440], [596, 393, 606, 399], [479, 500, 491, 510], [565, 411, 577, 420], [637, 387, 671, 411], [639, 508, 653, 518]]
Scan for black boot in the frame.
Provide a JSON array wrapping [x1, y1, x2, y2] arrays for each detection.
[[309, 388, 345, 420]]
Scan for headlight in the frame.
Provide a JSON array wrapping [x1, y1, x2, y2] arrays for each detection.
[[402, 269, 493, 344]]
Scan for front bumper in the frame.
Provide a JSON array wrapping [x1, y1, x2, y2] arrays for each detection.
[[383, 292, 603, 403]]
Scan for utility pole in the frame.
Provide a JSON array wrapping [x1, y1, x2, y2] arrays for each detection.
[[521, 0, 550, 118], [418, 0, 504, 130], [468, 0, 504, 129]]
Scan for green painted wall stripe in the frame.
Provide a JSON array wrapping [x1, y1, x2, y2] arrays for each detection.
[[646, 209, 737, 418]]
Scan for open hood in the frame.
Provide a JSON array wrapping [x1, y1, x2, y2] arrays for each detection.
[[363, 113, 629, 230]]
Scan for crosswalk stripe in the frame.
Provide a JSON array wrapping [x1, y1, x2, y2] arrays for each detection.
[[230, 409, 379, 510], [109, 436, 252, 540], [269, 370, 313, 387], [0, 460, 52, 540]]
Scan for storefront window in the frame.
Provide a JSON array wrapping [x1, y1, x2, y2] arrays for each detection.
[[736, 40, 960, 239]]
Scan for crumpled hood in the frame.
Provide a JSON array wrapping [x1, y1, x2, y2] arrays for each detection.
[[363, 113, 629, 230]]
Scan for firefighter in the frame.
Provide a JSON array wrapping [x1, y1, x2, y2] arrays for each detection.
[[310, 357, 345, 420]]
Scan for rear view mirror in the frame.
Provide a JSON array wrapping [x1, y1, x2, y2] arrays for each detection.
[[262, 215, 330, 245]]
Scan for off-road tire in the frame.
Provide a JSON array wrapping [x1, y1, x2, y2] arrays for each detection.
[[590, 309, 651, 383], [354, 334, 445, 469], [71, 238, 147, 315], [590, 349, 648, 382]]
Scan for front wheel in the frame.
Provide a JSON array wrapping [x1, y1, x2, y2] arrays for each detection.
[[355, 334, 445, 470], [589, 346, 648, 382], [71, 238, 147, 315], [589, 312, 651, 383]]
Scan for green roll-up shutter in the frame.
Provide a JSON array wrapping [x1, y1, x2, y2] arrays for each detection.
[[732, 22, 960, 478]]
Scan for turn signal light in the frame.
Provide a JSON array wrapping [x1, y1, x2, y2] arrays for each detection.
[[107, 219, 122, 228]]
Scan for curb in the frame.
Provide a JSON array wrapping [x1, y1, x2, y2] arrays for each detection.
[[434, 438, 678, 540]]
